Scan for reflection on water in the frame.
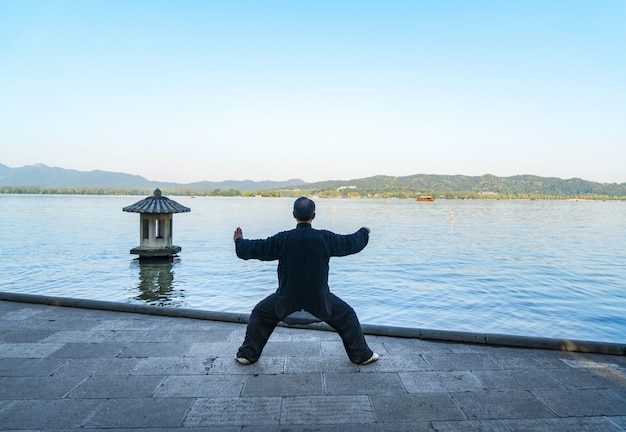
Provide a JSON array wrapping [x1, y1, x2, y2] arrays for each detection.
[[131, 258, 184, 306]]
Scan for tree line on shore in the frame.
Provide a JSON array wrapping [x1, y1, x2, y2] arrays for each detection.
[[1, 185, 623, 200]]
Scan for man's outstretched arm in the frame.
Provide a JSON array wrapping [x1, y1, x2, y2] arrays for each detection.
[[327, 226, 370, 257], [233, 227, 280, 261]]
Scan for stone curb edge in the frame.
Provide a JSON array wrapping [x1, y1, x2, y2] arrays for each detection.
[[1, 291, 624, 356]]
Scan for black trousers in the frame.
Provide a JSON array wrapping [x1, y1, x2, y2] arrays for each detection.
[[237, 293, 373, 364]]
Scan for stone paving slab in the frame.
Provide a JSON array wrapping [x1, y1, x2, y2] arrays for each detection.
[[0, 399, 104, 430], [432, 417, 626, 432], [280, 395, 376, 425], [1, 299, 626, 431], [85, 397, 194, 429]]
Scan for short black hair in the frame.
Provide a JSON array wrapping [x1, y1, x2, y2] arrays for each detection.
[[293, 197, 315, 221]]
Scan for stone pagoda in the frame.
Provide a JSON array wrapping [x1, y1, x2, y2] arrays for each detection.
[[123, 189, 190, 259]]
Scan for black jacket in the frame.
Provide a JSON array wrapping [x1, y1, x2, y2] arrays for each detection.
[[235, 223, 369, 318]]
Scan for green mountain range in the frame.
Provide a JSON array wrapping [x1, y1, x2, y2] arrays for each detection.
[[1, 163, 625, 199], [303, 174, 626, 199]]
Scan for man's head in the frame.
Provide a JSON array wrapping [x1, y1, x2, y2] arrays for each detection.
[[293, 197, 316, 222]]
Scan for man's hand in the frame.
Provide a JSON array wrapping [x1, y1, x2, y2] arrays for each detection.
[[233, 227, 243, 242]]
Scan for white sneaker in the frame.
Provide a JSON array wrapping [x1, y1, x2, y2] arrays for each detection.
[[359, 353, 379, 365], [235, 356, 253, 365]]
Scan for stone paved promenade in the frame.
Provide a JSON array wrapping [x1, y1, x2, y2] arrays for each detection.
[[1, 297, 625, 431]]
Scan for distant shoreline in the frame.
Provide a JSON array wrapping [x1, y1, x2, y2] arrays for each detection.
[[1, 187, 625, 201]]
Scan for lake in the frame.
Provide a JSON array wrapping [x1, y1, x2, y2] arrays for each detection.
[[1, 194, 624, 344]]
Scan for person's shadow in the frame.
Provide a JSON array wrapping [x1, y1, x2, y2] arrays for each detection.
[[281, 309, 322, 326]]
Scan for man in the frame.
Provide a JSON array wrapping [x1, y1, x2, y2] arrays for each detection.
[[233, 196, 379, 365]]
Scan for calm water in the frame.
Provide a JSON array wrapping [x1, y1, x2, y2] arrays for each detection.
[[1, 194, 624, 343]]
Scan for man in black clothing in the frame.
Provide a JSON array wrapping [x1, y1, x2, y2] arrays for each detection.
[[233, 197, 379, 365]]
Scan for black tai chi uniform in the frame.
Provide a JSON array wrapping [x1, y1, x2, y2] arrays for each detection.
[[235, 223, 374, 363]]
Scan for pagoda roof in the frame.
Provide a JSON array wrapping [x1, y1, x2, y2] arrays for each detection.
[[122, 189, 191, 214]]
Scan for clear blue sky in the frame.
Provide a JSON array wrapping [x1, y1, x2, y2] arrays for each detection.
[[1, 0, 624, 184]]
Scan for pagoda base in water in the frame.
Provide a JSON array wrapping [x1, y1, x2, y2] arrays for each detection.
[[130, 245, 182, 259]]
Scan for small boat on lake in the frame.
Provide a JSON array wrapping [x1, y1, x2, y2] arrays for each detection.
[[416, 195, 435, 202]]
